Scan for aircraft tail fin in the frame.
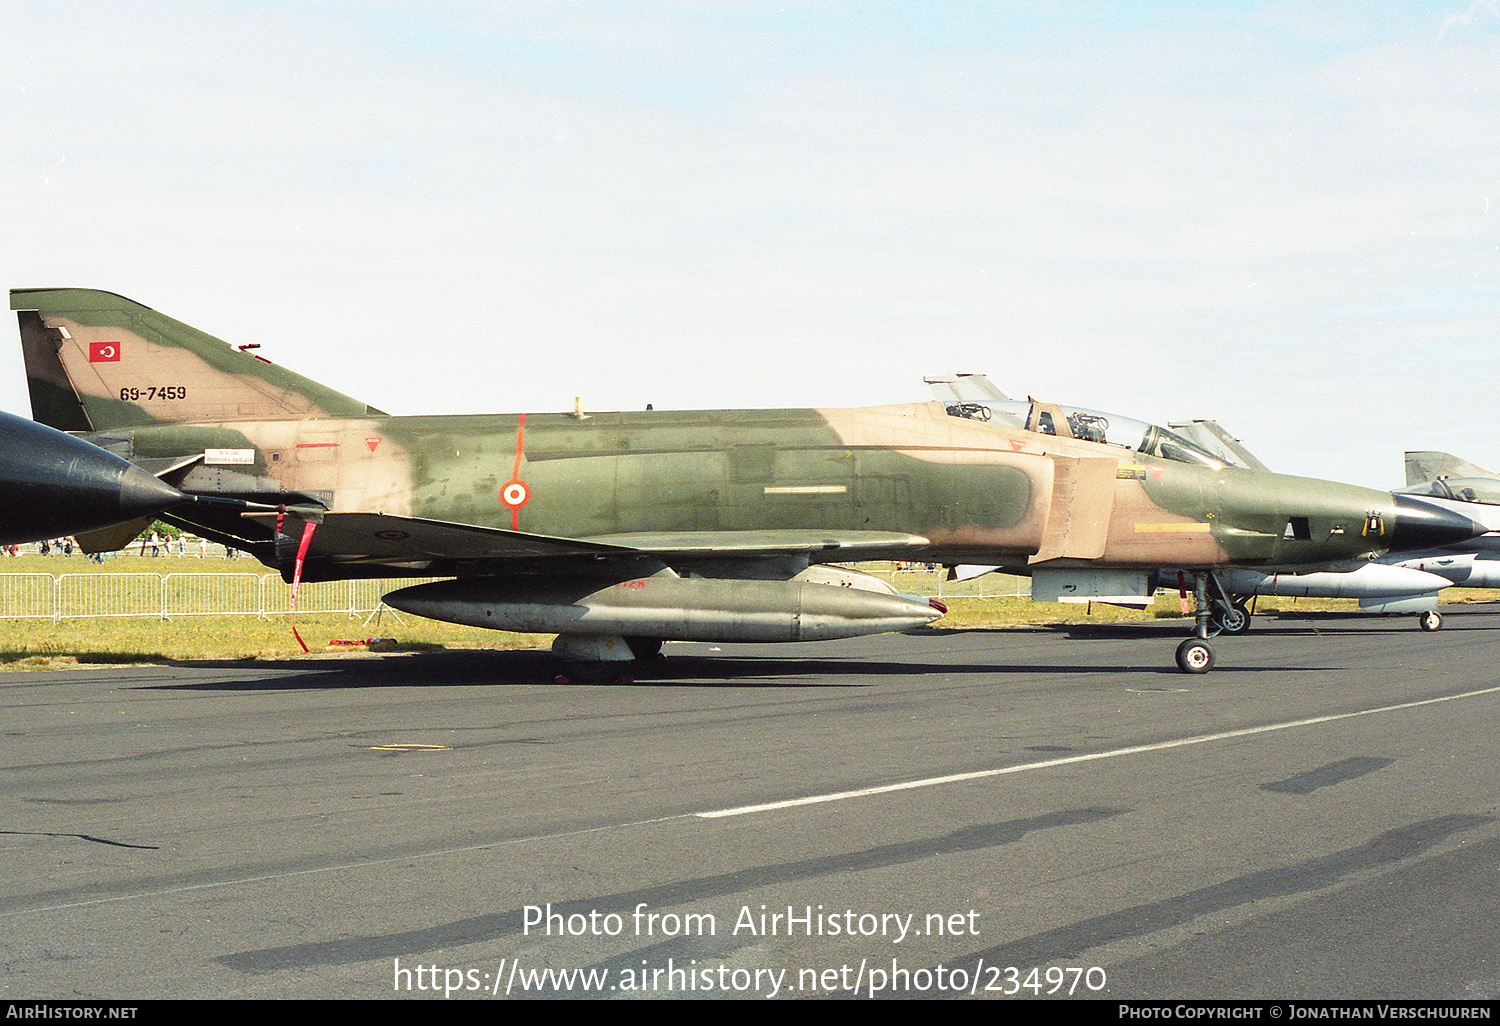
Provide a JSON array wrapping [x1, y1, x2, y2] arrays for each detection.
[[1404, 451, 1496, 487], [10, 288, 384, 431]]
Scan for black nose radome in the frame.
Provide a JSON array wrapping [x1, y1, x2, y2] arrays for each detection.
[[1388, 494, 1488, 552]]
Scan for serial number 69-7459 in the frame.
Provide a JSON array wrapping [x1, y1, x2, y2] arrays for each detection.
[[119, 386, 188, 402]]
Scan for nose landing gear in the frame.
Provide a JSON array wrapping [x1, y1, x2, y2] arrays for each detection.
[[1172, 571, 1249, 673]]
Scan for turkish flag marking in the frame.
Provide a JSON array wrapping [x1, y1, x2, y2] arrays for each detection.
[[88, 341, 121, 362]]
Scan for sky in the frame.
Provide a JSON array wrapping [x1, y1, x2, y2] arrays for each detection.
[[2, 1, 1497, 489]]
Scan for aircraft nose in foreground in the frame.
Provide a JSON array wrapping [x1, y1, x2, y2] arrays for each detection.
[[1389, 494, 1489, 551], [0, 409, 186, 545]]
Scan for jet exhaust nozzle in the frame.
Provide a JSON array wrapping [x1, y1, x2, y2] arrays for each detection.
[[0, 410, 186, 545]]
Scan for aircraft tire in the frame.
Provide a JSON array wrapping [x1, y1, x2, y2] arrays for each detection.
[[625, 637, 665, 660], [1217, 602, 1252, 635], [1418, 610, 1443, 632], [1175, 639, 1215, 674]]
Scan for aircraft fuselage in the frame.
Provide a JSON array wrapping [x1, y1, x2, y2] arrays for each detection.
[[110, 402, 1437, 576]]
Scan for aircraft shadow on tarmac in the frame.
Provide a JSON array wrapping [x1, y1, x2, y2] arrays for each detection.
[[1046, 610, 1500, 639], [1047, 621, 1403, 640], [218, 805, 1132, 975], [127, 642, 1280, 692], [1256, 605, 1500, 628]]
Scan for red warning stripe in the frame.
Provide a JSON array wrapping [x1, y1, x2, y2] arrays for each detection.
[[511, 413, 527, 480], [289, 520, 317, 654], [276, 507, 317, 654], [500, 413, 530, 531]]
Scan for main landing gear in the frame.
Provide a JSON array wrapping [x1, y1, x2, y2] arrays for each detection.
[[550, 634, 665, 684], [1172, 571, 1250, 674]]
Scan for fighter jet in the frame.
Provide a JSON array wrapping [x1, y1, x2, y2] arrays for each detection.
[[923, 376, 1496, 635], [10, 289, 1485, 675]]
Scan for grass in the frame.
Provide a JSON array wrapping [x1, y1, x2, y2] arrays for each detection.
[[0, 614, 551, 666], [0, 554, 549, 664], [0, 554, 1487, 667]]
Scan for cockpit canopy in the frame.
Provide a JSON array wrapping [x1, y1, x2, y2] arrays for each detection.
[[1399, 477, 1500, 507], [942, 398, 1243, 471]]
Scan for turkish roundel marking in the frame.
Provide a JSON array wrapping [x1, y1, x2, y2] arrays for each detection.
[[501, 481, 529, 509], [500, 479, 530, 531]]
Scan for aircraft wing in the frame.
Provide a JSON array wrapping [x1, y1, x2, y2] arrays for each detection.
[[243, 511, 930, 572], [581, 529, 931, 558], [242, 511, 633, 563]]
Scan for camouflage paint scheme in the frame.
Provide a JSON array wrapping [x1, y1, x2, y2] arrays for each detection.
[[8, 288, 1459, 657]]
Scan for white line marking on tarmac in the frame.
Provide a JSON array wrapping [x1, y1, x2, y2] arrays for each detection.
[[8, 683, 1498, 916], [696, 682, 1500, 819]]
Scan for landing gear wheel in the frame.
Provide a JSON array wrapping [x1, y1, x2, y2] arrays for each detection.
[[624, 637, 664, 660], [1216, 602, 1252, 636], [1417, 610, 1443, 632], [552, 634, 636, 682], [1175, 638, 1215, 674]]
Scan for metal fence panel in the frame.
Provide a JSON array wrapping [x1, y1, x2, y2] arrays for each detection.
[[259, 577, 356, 617], [57, 574, 161, 620], [0, 574, 58, 619], [1, 572, 449, 620], [163, 573, 262, 618], [5, 566, 1008, 620], [259, 576, 444, 617]]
